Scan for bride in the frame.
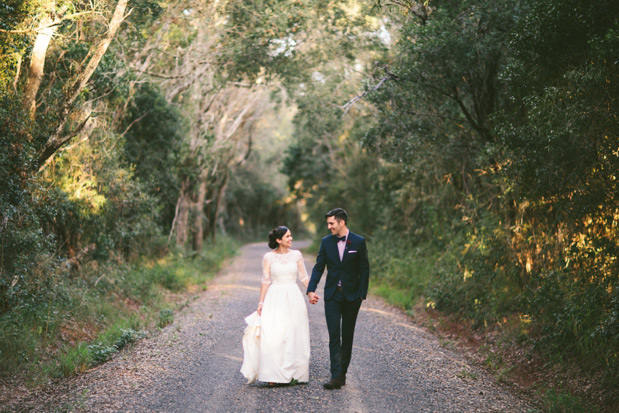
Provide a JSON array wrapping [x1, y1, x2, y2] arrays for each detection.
[[241, 226, 311, 385]]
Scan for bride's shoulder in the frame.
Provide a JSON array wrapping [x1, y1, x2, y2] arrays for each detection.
[[263, 251, 274, 259], [290, 249, 303, 257]]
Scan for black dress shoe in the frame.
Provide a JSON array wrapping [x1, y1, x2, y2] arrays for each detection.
[[323, 378, 344, 390]]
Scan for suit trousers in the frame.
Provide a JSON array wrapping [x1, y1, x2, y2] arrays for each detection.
[[324, 288, 362, 379]]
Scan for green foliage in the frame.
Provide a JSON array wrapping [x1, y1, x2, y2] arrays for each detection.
[[0, 0, 31, 92], [0, 238, 237, 378], [225, 167, 303, 239], [88, 328, 145, 366], [493, 0, 618, 380], [87, 342, 117, 365], [541, 388, 596, 413], [45, 323, 148, 378], [285, 0, 618, 403], [222, 0, 311, 80], [36, 125, 161, 260], [0, 94, 61, 317], [2, 0, 617, 407], [122, 82, 185, 228], [158, 309, 174, 328], [367, 0, 617, 383], [54, 343, 91, 378]]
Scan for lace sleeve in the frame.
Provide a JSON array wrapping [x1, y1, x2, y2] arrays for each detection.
[[262, 253, 272, 284], [296, 251, 309, 283]]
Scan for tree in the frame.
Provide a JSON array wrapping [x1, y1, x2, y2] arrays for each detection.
[[38, 0, 129, 166]]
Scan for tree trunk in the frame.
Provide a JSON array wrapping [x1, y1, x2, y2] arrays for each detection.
[[22, 13, 56, 118], [176, 188, 190, 246], [192, 172, 208, 252], [210, 170, 229, 243], [38, 0, 129, 167]]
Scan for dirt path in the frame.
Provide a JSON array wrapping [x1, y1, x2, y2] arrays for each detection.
[[7, 241, 534, 412]]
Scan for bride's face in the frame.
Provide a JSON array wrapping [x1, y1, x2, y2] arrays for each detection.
[[278, 230, 293, 248]]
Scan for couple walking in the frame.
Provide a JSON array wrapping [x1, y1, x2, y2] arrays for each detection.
[[241, 208, 370, 389]]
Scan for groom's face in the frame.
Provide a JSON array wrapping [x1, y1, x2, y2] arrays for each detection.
[[327, 217, 344, 236]]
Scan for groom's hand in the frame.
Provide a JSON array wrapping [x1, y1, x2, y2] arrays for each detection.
[[308, 292, 320, 305]]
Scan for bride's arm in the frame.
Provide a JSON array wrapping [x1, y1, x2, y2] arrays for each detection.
[[258, 253, 272, 315], [297, 252, 310, 288], [257, 283, 269, 315]]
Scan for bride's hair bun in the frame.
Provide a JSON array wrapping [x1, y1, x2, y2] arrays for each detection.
[[268, 226, 289, 249]]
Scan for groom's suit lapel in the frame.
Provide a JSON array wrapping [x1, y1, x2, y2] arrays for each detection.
[[329, 232, 355, 265], [329, 235, 341, 264], [341, 233, 354, 264]]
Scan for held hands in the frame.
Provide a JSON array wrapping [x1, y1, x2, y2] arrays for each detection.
[[307, 292, 320, 305]]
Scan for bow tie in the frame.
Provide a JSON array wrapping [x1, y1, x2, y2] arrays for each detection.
[[336, 235, 346, 243]]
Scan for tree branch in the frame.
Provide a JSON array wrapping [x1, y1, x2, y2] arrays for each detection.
[[451, 87, 484, 138], [38, 0, 130, 167], [0, 11, 98, 34], [137, 70, 188, 79], [38, 115, 91, 172], [120, 112, 148, 137], [12, 53, 22, 93], [339, 75, 395, 114], [236, 127, 253, 167]]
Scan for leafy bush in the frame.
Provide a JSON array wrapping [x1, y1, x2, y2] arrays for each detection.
[[158, 309, 174, 328], [88, 328, 145, 365], [87, 343, 117, 365], [287, 0, 618, 404], [0, 236, 237, 378]]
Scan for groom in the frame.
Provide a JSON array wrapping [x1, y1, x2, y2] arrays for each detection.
[[307, 208, 370, 390]]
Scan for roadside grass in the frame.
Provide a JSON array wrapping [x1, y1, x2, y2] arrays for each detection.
[[368, 239, 439, 316], [0, 236, 238, 383], [300, 232, 614, 410], [366, 236, 614, 412], [540, 388, 598, 413]]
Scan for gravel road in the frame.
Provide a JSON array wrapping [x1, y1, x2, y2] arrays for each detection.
[[9, 241, 535, 412]]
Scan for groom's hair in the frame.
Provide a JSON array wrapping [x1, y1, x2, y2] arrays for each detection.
[[325, 208, 348, 225]]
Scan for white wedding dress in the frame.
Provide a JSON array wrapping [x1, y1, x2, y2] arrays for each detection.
[[241, 250, 310, 384]]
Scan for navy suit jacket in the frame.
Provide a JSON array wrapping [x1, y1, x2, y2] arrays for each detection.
[[307, 231, 370, 302]]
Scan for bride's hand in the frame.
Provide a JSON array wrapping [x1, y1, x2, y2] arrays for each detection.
[[257, 302, 263, 315], [308, 292, 320, 305]]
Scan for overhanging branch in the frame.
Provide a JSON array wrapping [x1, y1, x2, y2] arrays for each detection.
[[0, 11, 99, 34], [37, 0, 130, 168], [339, 74, 396, 114]]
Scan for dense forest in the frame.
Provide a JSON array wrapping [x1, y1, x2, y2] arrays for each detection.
[[1, 0, 618, 409]]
